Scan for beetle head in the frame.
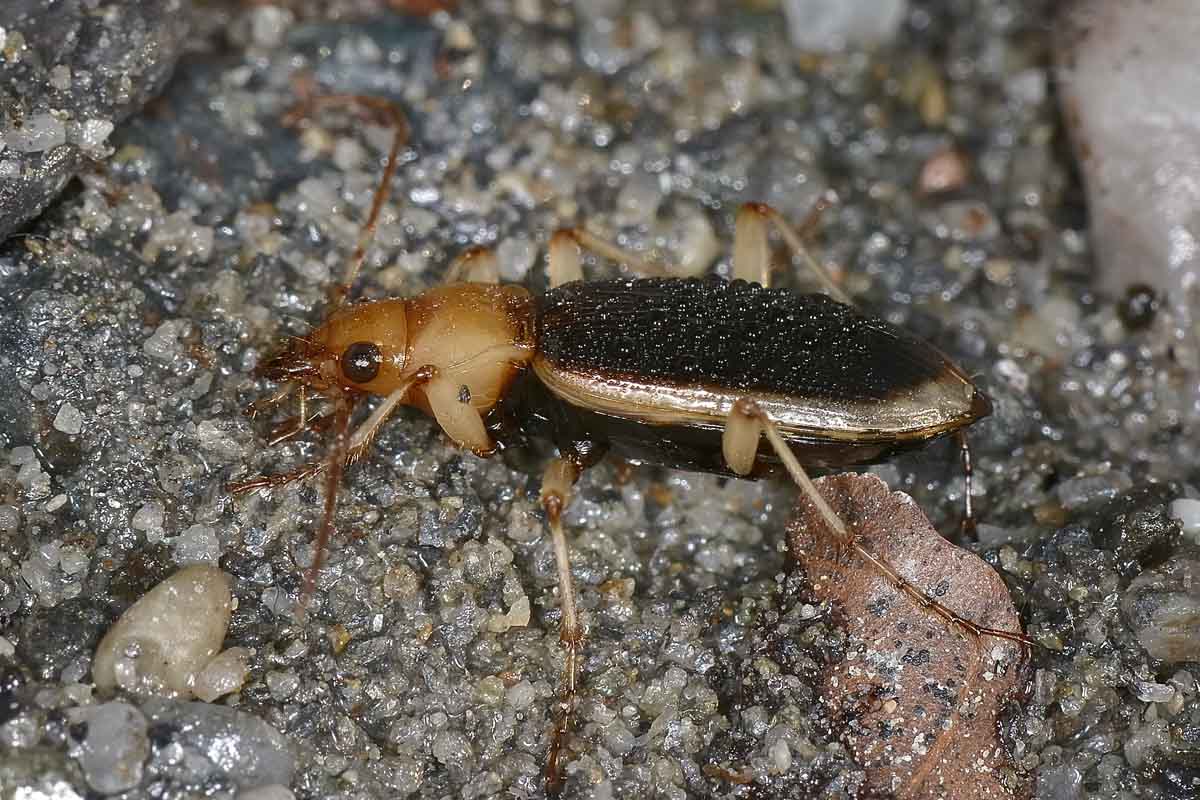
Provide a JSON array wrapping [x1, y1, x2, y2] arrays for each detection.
[[257, 299, 411, 397]]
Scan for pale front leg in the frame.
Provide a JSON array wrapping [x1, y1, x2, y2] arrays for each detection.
[[721, 398, 855, 552], [954, 429, 978, 540], [229, 369, 432, 495], [539, 457, 583, 794], [733, 205, 771, 287], [421, 371, 494, 455], [548, 231, 584, 288]]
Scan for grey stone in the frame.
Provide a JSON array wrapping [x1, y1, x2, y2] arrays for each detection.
[[141, 699, 295, 789], [1122, 552, 1200, 663], [1092, 483, 1182, 576], [0, 0, 191, 237], [69, 701, 150, 795]]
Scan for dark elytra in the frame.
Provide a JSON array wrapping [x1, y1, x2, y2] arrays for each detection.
[[536, 277, 953, 403]]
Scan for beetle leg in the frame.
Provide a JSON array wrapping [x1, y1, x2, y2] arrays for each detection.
[[227, 460, 329, 496], [548, 230, 585, 287], [267, 409, 333, 446], [421, 369, 494, 455], [737, 201, 850, 303], [548, 228, 664, 287], [264, 386, 330, 446], [723, 398, 1035, 649], [229, 372, 430, 495], [539, 457, 583, 796], [444, 245, 501, 284], [244, 381, 296, 420], [955, 429, 979, 541], [283, 94, 410, 308], [721, 398, 765, 477], [733, 205, 771, 287]]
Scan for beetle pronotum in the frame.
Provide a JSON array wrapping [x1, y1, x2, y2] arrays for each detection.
[[229, 94, 1031, 792]]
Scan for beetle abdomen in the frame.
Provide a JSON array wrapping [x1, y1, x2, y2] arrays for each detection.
[[534, 278, 988, 444]]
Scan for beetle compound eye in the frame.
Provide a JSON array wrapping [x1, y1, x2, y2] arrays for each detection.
[[340, 341, 383, 384]]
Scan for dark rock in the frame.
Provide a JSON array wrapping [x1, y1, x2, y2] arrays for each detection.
[[0, 0, 191, 237], [0, 658, 29, 726], [1162, 765, 1200, 800], [16, 597, 107, 680], [1093, 483, 1182, 576]]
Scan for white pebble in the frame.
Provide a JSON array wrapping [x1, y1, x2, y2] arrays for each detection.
[[506, 679, 536, 710], [53, 402, 83, 435], [487, 596, 531, 633], [249, 5, 294, 49], [9, 445, 36, 465], [193, 646, 251, 703], [16, 459, 51, 500], [1057, 1, 1200, 299], [1171, 498, 1200, 543], [132, 501, 165, 534], [145, 211, 214, 262], [49, 64, 71, 90], [195, 418, 239, 458], [93, 565, 235, 699], [296, 177, 338, 219], [59, 547, 88, 575], [143, 319, 189, 361], [497, 236, 537, 282], [332, 137, 366, 171], [76, 118, 114, 154], [1134, 680, 1176, 704], [4, 112, 66, 153], [69, 701, 149, 794], [769, 738, 792, 774], [0, 505, 19, 531], [172, 524, 221, 565], [265, 670, 299, 701], [782, 0, 907, 52]]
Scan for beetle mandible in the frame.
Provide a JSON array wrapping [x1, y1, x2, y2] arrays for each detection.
[[229, 94, 1030, 792]]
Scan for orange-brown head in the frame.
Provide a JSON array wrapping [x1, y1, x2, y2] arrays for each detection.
[[258, 299, 411, 396], [258, 284, 537, 417]]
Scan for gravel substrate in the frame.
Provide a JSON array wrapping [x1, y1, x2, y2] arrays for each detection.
[[2, 1, 1197, 799]]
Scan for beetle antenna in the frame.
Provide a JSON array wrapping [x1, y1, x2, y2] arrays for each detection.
[[284, 94, 410, 309]]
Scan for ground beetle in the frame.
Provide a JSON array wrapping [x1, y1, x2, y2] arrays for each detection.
[[228, 95, 1029, 792]]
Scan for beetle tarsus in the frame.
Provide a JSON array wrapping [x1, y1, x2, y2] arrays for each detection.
[[955, 429, 980, 542]]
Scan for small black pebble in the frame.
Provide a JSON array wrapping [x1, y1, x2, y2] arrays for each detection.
[[1118, 284, 1159, 331]]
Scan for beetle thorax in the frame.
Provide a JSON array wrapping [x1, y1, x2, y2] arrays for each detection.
[[403, 282, 537, 414]]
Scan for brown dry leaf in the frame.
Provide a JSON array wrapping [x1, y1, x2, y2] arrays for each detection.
[[788, 473, 1031, 800]]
